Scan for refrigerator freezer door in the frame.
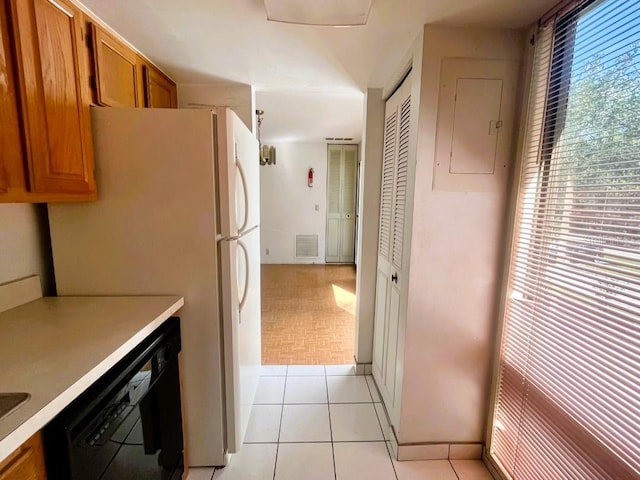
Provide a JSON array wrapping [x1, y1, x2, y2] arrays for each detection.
[[219, 227, 262, 452], [216, 108, 260, 238]]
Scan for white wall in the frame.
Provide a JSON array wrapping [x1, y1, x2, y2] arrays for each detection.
[[260, 143, 329, 264], [355, 89, 384, 364], [178, 82, 256, 133], [391, 26, 525, 445], [0, 204, 54, 295]]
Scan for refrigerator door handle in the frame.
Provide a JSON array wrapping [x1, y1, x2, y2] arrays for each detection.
[[222, 225, 258, 242], [236, 160, 249, 234], [237, 239, 250, 317]]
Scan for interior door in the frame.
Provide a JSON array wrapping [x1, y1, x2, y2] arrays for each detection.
[[372, 74, 412, 419], [340, 146, 358, 262], [326, 144, 358, 263]]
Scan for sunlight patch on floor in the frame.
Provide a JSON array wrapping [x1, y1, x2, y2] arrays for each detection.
[[332, 284, 356, 316]]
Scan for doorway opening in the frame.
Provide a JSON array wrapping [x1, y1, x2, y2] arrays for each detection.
[[261, 264, 356, 364], [259, 143, 359, 365]]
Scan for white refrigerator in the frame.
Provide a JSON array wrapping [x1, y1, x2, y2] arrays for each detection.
[[47, 107, 262, 467]]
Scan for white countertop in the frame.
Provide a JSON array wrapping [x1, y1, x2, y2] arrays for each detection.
[[0, 295, 184, 463]]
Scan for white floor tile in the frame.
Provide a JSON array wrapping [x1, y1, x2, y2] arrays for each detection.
[[333, 442, 396, 480], [374, 402, 391, 440], [287, 365, 325, 376], [450, 460, 494, 480], [213, 444, 277, 480], [326, 364, 357, 376], [275, 443, 335, 480], [187, 467, 214, 480], [279, 404, 332, 442], [327, 375, 373, 403], [254, 376, 286, 404], [330, 403, 384, 441], [245, 404, 282, 443], [366, 375, 382, 402], [393, 459, 458, 480], [261, 365, 287, 376], [284, 376, 327, 403]]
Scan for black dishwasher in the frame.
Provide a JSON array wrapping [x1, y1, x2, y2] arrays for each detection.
[[44, 317, 184, 480]]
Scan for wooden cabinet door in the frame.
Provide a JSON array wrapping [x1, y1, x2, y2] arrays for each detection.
[[143, 64, 177, 108], [0, 432, 47, 480], [0, 0, 24, 194], [91, 24, 138, 107], [10, 0, 95, 194]]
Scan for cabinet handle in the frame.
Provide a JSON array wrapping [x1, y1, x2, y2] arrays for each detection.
[[391, 273, 398, 283]]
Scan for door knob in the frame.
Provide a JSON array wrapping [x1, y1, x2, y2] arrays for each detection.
[[391, 273, 398, 283]]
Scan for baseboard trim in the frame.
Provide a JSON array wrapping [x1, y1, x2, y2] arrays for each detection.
[[366, 374, 484, 462], [353, 359, 372, 375], [392, 441, 484, 461]]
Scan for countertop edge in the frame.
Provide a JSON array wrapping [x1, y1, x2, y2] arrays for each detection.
[[0, 296, 185, 464]]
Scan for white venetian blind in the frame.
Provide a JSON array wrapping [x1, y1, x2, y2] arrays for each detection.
[[490, 0, 640, 479]]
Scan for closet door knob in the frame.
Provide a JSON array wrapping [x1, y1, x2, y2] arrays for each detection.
[[391, 273, 398, 283]]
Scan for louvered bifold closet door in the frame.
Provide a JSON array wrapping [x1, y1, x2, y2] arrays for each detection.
[[489, 0, 640, 479], [392, 96, 411, 270], [340, 146, 358, 262], [372, 72, 413, 423], [326, 145, 343, 262], [379, 112, 397, 260]]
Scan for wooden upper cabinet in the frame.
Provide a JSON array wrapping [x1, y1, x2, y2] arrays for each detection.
[[0, 432, 47, 480], [9, 0, 95, 196], [0, 1, 22, 194], [143, 63, 177, 108], [91, 23, 139, 107]]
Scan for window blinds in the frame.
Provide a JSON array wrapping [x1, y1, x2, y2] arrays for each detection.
[[489, 0, 640, 478]]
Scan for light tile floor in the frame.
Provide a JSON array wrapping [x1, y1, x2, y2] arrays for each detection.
[[188, 365, 495, 480]]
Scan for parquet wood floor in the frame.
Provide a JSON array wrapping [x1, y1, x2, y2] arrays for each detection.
[[261, 264, 356, 365]]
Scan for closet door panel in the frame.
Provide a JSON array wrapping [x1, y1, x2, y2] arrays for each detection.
[[325, 145, 342, 262], [339, 146, 357, 262], [372, 73, 413, 428]]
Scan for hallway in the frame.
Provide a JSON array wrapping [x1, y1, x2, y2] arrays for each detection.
[[188, 365, 493, 480], [261, 265, 356, 365]]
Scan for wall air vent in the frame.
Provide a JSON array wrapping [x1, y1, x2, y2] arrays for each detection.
[[295, 234, 319, 258]]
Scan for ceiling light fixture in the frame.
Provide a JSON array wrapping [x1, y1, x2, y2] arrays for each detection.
[[264, 0, 373, 26], [256, 110, 276, 166]]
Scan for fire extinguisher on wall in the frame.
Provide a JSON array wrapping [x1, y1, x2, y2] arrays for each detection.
[[308, 168, 314, 187]]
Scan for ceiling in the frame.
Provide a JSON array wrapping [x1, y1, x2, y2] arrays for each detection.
[[256, 91, 364, 143], [80, 0, 558, 142]]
